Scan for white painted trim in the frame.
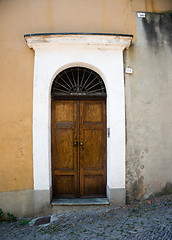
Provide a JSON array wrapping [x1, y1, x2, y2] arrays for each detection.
[[25, 34, 132, 50], [25, 34, 132, 201]]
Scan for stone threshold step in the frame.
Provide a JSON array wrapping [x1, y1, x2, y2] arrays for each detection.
[[51, 198, 109, 206]]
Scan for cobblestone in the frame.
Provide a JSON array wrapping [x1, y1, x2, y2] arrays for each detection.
[[0, 194, 172, 239]]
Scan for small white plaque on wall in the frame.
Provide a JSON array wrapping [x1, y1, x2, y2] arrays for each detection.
[[125, 67, 133, 74], [137, 12, 145, 18]]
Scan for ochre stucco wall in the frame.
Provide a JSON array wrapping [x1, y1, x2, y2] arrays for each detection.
[[0, 0, 171, 192]]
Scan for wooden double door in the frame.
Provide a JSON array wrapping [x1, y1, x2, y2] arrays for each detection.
[[51, 99, 106, 198]]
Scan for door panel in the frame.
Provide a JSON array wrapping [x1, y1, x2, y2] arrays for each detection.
[[84, 175, 103, 195], [83, 103, 103, 123], [54, 129, 74, 169], [55, 103, 74, 122], [51, 100, 78, 198], [79, 100, 106, 197], [51, 99, 106, 198], [53, 175, 75, 195], [82, 129, 103, 169]]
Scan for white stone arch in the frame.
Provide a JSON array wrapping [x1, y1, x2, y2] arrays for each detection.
[[25, 33, 132, 206]]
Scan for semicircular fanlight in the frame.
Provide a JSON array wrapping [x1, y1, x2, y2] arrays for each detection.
[[51, 67, 106, 99]]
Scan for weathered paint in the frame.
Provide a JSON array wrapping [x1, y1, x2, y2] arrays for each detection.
[[125, 12, 172, 201], [154, 182, 172, 197]]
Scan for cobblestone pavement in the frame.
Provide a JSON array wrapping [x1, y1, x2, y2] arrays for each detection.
[[0, 194, 172, 239]]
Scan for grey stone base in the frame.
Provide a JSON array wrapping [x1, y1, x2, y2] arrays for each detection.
[[106, 186, 126, 206], [0, 187, 126, 217], [0, 189, 34, 218], [0, 189, 51, 218], [52, 198, 109, 206]]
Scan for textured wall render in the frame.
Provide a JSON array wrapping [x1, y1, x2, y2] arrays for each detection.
[[125, 12, 172, 201]]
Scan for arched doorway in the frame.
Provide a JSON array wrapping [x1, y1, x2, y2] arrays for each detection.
[[25, 33, 132, 209], [51, 67, 107, 198]]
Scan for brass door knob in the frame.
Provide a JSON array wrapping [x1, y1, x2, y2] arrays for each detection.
[[80, 142, 84, 146], [73, 142, 78, 146]]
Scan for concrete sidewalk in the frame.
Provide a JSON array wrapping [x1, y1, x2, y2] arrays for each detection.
[[0, 194, 172, 239]]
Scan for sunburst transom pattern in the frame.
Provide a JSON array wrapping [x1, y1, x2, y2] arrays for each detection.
[[51, 67, 106, 98]]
